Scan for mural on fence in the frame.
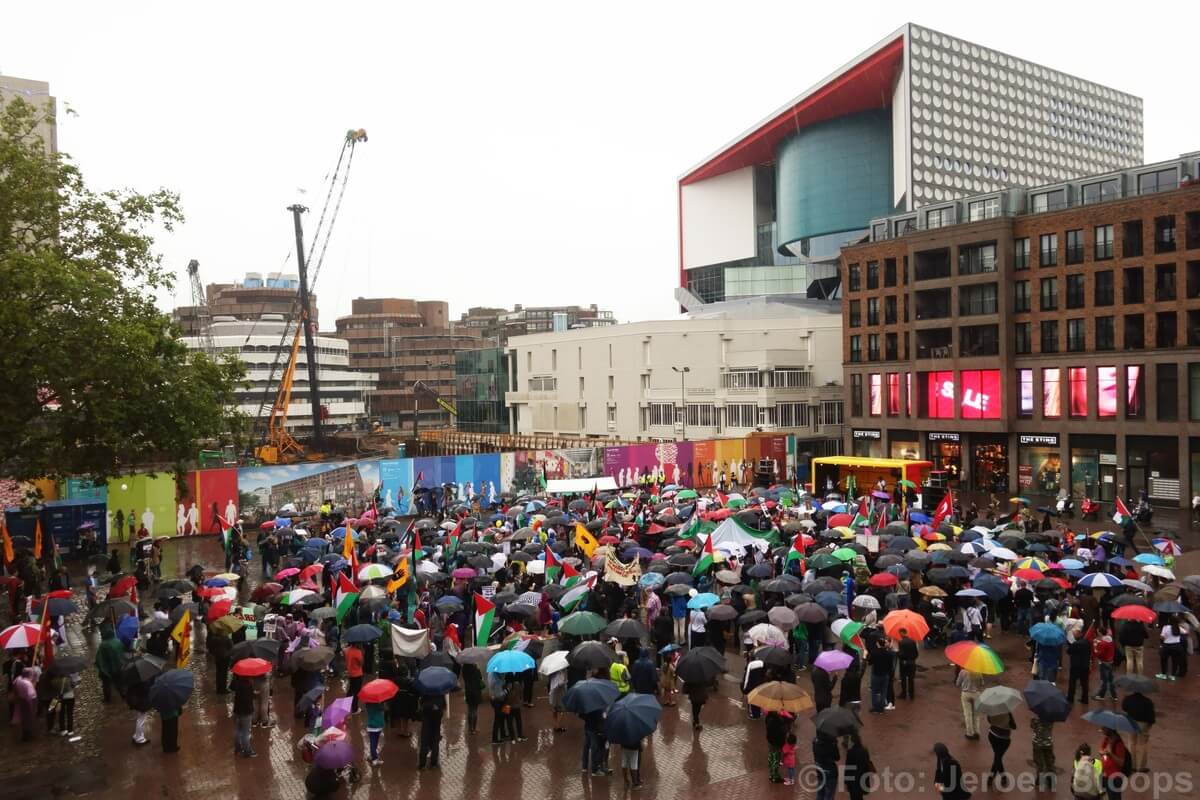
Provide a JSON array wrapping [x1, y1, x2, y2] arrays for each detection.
[[177, 467, 239, 536], [238, 460, 383, 516], [105, 472, 177, 541]]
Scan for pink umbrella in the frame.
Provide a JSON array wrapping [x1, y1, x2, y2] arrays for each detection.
[[361, 507, 378, 520], [322, 696, 353, 729], [274, 567, 301, 580], [452, 567, 476, 580], [813, 650, 854, 672], [651, 553, 667, 560]]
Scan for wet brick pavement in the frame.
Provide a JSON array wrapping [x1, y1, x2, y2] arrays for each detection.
[[2, 520, 1199, 800]]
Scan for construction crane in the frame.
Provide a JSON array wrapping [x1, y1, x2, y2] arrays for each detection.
[[254, 314, 308, 465], [414, 380, 458, 417], [186, 259, 215, 359]]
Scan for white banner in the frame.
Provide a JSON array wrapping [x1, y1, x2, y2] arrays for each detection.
[[390, 624, 431, 658]]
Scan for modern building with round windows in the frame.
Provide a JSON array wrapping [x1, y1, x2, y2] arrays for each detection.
[[677, 23, 1143, 307]]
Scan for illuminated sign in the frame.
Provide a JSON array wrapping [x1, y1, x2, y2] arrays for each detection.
[[1019, 434, 1058, 446], [853, 429, 882, 440], [927, 432, 961, 442], [925, 370, 1001, 419]]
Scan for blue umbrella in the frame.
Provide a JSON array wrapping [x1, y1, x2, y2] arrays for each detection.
[[116, 614, 140, 647], [624, 547, 654, 561], [328, 527, 348, 539], [959, 530, 982, 542], [303, 537, 329, 551], [1029, 622, 1067, 646], [971, 576, 1008, 602], [562, 678, 620, 715], [639, 573, 665, 589], [1081, 709, 1139, 733], [886, 564, 911, 579], [909, 512, 931, 524], [1023, 680, 1070, 722], [203, 578, 228, 588], [687, 592, 720, 610], [344, 624, 382, 644], [604, 693, 663, 746], [147, 668, 195, 712], [657, 644, 681, 656], [815, 591, 842, 614], [1078, 572, 1123, 589], [1133, 553, 1164, 566], [1107, 556, 1133, 568], [487, 650, 535, 674], [414, 666, 459, 695], [435, 595, 464, 611], [1059, 559, 1085, 570]]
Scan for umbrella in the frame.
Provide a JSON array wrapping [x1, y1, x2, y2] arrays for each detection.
[[1023, 680, 1071, 722], [147, 668, 195, 712], [1114, 674, 1156, 694], [955, 588, 987, 599], [813, 706, 862, 737], [747, 681, 813, 714], [208, 615, 244, 637], [868, 573, 898, 588], [488, 650, 535, 674], [48, 655, 88, 677], [1121, 579, 1154, 593], [294, 646, 335, 672], [1078, 573, 1123, 589], [1153, 601, 1188, 614], [33, 597, 77, 617], [675, 649, 723, 683], [415, 666, 459, 695], [456, 647, 495, 667], [0, 623, 41, 649], [231, 658, 273, 677], [559, 611, 608, 637], [754, 646, 794, 670], [944, 641, 1004, 674], [251, 583, 283, 602], [90, 597, 138, 621], [813, 650, 854, 672], [975, 685, 1023, 715], [881, 610, 929, 641], [604, 693, 663, 746], [793, 603, 828, 624], [569, 641, 617, 671], [231, 638, 282, 663], [563, 678, 620, 715], [344, 624, 383, 644], [539, 650, 570, 676], [605, 618, 649, 640], [1141, 565, 1174, 580], [767, 606, 798, 630], [358, 678, 399, 703], [122, 654, 165, 686], [706, 604, 738, 622], [747, 623, 787, 647], [314, 740, 355, 770], [1081, 709, 1139, 733], [851, 595, 880, 610], [687, 593, 720, 610]]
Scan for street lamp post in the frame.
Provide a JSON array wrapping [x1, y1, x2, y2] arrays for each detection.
[[672, 366, 690, 441]]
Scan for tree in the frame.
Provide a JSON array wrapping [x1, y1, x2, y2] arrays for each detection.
[[0, 96, 244, 482]]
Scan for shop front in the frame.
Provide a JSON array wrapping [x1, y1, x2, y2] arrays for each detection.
[[1126, 436, 1180, 504], [888, 429, 920, 461], [970, 434, 1009, 493], [926, 432, 962, 486], [851, 429, 883, 458], [1070, 434, 1117, 503], [1191, 437, 1200, 506], [1016, 434, 1062, 496]]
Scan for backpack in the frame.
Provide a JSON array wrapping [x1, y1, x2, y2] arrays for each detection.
[[1072, 758, 1102, 798]]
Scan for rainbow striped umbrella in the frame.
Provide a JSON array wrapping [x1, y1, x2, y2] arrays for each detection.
[[1014, 557, 1049, 572], [945, 641, 1004, 675]]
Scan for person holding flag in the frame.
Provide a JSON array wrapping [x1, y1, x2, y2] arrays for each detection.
[[931, 489, 954, 530], [474, 593, 496, 647], [692, 534, 717, 578]]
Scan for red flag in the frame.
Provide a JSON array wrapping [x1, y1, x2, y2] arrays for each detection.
[[932, 490, 954, 529]]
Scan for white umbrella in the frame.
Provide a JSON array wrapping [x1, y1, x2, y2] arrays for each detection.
[[1141, 565, 1174, 580], [416, 559, 440, 575], [490, 552, 509, 570], [747, 623, 787, 647], [1121, 578, 1153, 593], [518, 591, 542, 606], [525, 560, 546, 575], [538, 650, 570, 676], [799, 518, 817, 528], [988, 547, 1019, 561], [852, 595, 881, 610]]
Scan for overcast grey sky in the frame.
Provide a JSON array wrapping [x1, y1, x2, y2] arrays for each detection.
[[4, 1, 1196, 326]]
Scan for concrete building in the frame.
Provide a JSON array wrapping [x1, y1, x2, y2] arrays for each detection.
[[840, 152, 1200, 508], [334, 298, 479, 431], [0, 75, 57, 153], [183, 315, 377, 433], [174, 272, 317, 337], [457, 304, 616, 345], [677, 23, 1143, 307], [506, 300, 845, 450]]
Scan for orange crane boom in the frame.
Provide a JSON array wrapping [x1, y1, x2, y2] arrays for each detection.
[[254, 316, 307, 464]]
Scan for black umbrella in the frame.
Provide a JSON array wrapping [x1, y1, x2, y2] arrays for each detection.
[[927, 566, 969, 583], [604, 618, 648, 640], [706, 604, 738, 622], [761, 577, 801, 594], [296, 685, 326, 714], [563, 678, 620, 715], [667, 554, 697, 569], [91, 597, 138, 621], [569, 641, 618, 671], [738, 610, 768, 627], [344, 624, 383, 644], [814, 706, 862, 737], [754, 646, 793, 669], [141, 618, 170, 634], [168, 603, 198, 625], [415, 666, 459, 695], [34, 597, 78, 617], [665, 584, 692, 597], [148, 668, 195, 712], [421, 651, 457, 672], [294, 646, 335, 672], [121, 654, 165, 686], [1114, 674, 1156, 694], [665, 573, 694, 586], [48, 655, 88, 676], [794, 603, 829, 624], [231, 638, 282, 663], [675, 649, 723, 683], [1022, 680, 1070, 722], [604, 693, 662, 746]]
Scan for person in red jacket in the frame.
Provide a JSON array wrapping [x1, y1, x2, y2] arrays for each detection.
[[1092, 625, 1117, 699], [345, 643, 365, 713], [1099, 729, 1130, 799]]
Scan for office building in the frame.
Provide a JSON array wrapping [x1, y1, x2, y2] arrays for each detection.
[[840, 153, 1200, 508], [174, 272, 317, 337], [457, 304, 616, 344], [183, 315, 377, 433], [506, 299, 845, 451], [334, 298, 479, 430], [455, 347, 510, 434], [0, 75, 57, 153], [677, 23, 1143, 307]]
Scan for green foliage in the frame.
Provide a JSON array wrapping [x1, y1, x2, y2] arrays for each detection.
[[0, 96, 245, 481]]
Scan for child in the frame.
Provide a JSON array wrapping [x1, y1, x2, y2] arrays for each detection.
[[1071, 743, 1103, 799], [782, 732, 798, 786]]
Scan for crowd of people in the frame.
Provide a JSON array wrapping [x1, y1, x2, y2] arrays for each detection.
[[3, 474, 1197, 799]]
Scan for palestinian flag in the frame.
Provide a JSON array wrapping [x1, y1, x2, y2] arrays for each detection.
[[1113, 497, 1133, 526], [545, 546, 562, 583], [560, 574, 595, 613], [692, 534, 716, 577], [785, 531, 806, 569], [678, 515, 703, 539], [560, 560, 581, 588], [334, 572, 359, 625], [850, 498, 870, 528], [446, 520, 462, 559], [411, 528, 423, 564], [474, 593, 496, 647]]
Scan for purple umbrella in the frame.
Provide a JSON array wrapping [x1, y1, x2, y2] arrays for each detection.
[[322, 696, 353, 729], [813, 650, 854, 672], [871, 491, 891, 500], [452, 567, 476, 580], [314, 739, 354, 769]]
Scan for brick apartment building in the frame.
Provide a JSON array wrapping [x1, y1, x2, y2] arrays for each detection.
[[841, 153, 1200, 508], [268, 463, 366, 510]]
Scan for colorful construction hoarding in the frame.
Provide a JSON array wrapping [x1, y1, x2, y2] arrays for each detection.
[[105, 472, 177, 541]]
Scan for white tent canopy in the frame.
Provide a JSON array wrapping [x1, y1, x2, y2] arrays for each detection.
[[545, 477, 618, 494]]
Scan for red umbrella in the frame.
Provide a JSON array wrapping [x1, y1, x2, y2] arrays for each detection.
[[274, 567, 301, 580], [827, 513, 853, 528], [300, 564, 324, 582], [1014, 568, 1044, 581], [1112, 605, 1156, 624], [197, 585, 226, 599], [251, 583, 283, 602], [706, 509, 732, 521], [797, 534, 816, 548], [231, 657, 273, 677], [47, 589, 74, 600], [357, 678, 398, 704], [598, 535, 620, 545], [110, 575, 138, 598], [260, 520, 276, 530], [868, 573, 899, 588], [356, 517, 376, 529], [205, 599, 233, 623], [1049, 577, 1071, 590]]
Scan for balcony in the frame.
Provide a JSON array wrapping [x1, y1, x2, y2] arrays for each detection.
[[915, 249, 952, 281], [916, 328, 953, 360], [915, 288, 952, 321]]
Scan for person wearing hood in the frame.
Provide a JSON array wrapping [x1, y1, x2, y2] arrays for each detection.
[[11, 666, 37, 741], [812, 664, 837, 712], [933, 742, 971, 800], [630, 648, 658, 695], [95, 626, 125, 703]]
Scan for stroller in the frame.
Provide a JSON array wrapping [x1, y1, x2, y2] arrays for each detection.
[[925, 610, 953, 648]]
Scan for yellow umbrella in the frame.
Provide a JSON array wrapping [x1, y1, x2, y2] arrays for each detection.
[[833, 526, 855, 539], [928, 542, 952, 551], [913, 536, 928, 551], [214, 572, 241, 582]]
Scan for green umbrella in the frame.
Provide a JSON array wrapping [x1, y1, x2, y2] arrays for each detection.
[[810, 553, 842, 570], [897, 480, 917, 489], [832, 547, 858, 562], [558, 611, 607, 637], [675, 489, 698, 501], [727, 498, 747, 509]]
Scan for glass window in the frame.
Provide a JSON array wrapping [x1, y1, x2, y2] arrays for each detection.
[[926, 207, 951, 229], [1018, 369, 1034, 418], [686, 403, 717, 427], [1066, 274, 1085, 308], [849, 300, 861, 328], [850, 374, 863, 417], [867, 298, 879, 325], [1082, 179, 1120, 204], [960, 370, 1002, 419], [867, 261, 879, 289], [887, 373, 901, 416], [960, 283, 998, 316], [775, 402, 810, 428], [960, 325, 999, 356], [1040, 320, 1059, 353], [1040, 277, 1057, 310], [1155, 263, 1176, 301], [1068, 367, 1088, 418], [968, 197, 1000, 221], [721, 369, 762, 388], [1157, 363, 1178, 421], [923, 371, 956, 419], [726, 403, 758, 428], [1095, 316, 1115, 351], [1066, 229, 1084, 264], [1013, 280, 1031, 312], [648, 402, 675, 426], [1032, 189, 1066, 212], [1039, 233, 1058, 266], [1123, 221, 1143, 258], [1094, 270, 1114, 306], [867, 334, 880, 361], [1189, 364, 1200, 422], [1123, 267, 1144, 303], [1155, 215, 1176, 253], [1097, 366, 1117, 418], [1094, 224, 1114, 259], [1013, 238, 1030, 270], [1126, 365, 1144, 418], [847, 264, 860, 291], [884, 296, 897, 324], [1042, 367, 1061, 418], [869, 374, 883, 416], [1015, 322, 1032, 354], [1156, 312, 1177, 348], [959, 242, 997, 275], [1137, 168, 1177, 195], [884, 259, 897, 287], [1067, 319, 1086, 352], [1124, 314, 1144, 350], [850, 336, 861, 362], [1188, 261, 1200, 299]]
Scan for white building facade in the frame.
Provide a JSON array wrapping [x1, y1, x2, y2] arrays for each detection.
[[506, 302, 845, 445], [183, 315, 378, 432]]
